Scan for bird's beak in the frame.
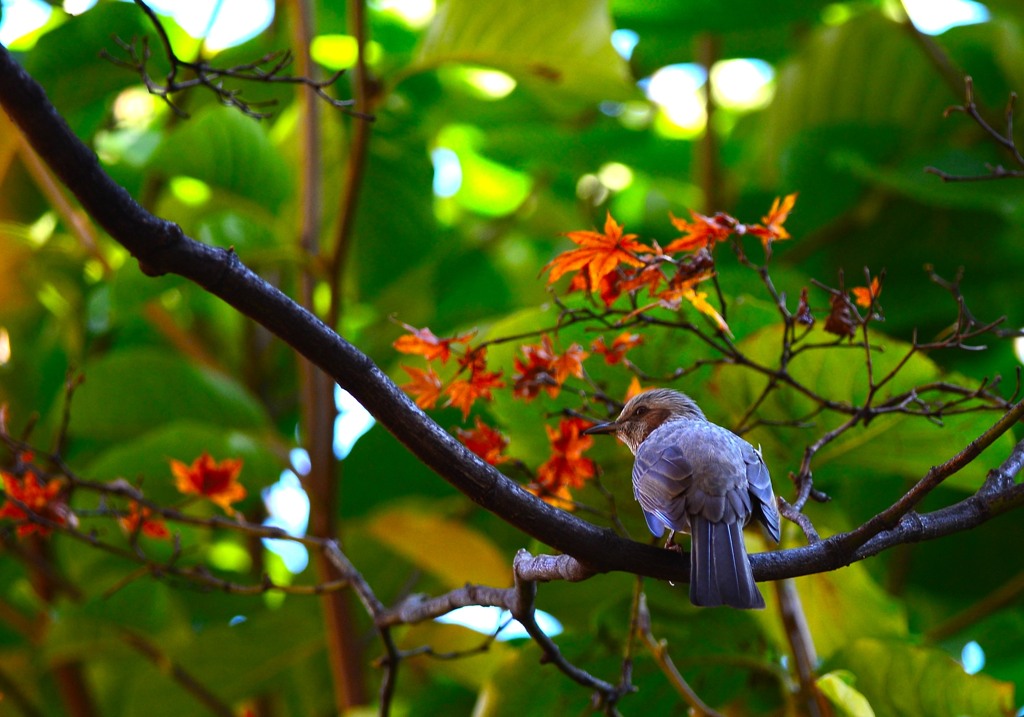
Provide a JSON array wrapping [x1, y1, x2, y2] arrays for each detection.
[[583, 420, 618, 435]]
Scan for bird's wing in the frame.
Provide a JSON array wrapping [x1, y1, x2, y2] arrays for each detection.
[[632, 432, 695, 535], [744, 445, 781, 543]]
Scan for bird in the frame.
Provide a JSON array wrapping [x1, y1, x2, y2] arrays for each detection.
[[584, 388, 780, 609]]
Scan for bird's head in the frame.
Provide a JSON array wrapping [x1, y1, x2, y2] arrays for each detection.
[[583, 388, 705, 454]]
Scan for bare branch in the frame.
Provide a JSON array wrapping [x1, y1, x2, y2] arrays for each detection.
[[100, 0, 372, 120], [925, 76, 1024, 182]]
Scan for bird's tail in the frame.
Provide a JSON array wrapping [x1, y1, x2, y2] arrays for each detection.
[[689, 515, 765, 609]]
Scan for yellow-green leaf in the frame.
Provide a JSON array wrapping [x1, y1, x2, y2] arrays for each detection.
[[367, 506, 511, 588]]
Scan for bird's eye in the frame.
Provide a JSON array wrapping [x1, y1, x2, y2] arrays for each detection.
[[633, 406, 648, 417]]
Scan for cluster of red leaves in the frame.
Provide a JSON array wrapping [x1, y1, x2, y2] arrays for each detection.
[[591, 332, 642, 365], [512, 335, 588, 401], [0, 465, 74, 538], [120, 501, 171, 540], [395, 321, 646, 509], [171, 452, 246, 515], [456, 417, 509, 466], [541, 195, 797, 334], [534, 417, 596, 493], [395, 322, 504, 420]]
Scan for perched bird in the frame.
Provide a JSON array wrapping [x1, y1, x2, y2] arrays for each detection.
[[585, 389, 780, 609]]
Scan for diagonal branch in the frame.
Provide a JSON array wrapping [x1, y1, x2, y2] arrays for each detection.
[[2, 43, 1024, 593]]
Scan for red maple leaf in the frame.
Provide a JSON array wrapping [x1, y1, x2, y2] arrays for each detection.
[[552, 342, 588, 384], [120, 501, 171, 540], [591, 332, 643, 365], [544, 212, 654, 290], [0, 471, 73, 538], [393, 323, 475, 364], [400, 365, 443, 410], [444, 348, 504, 419], [664, 211, 736, 253], [513, 336, 585, 400], [456, 417, 510, 465], [536, 417, 596, 490], [171, 453, 246, 514]]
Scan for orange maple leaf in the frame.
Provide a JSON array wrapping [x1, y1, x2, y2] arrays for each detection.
[[591, 332, 643, 365], [444, 349, 504, 419], [852, 276, 882, 309], [393, 323, 475, 364], [120, 501, 171, 540], [513, 336, 559, 400], [0, 471, 72, 538], [748, 193, 798, 252], [171, 453, 246, 514], [400, 365, 443, 410], [536, 417, 596, 490], [445, 371, 504, 419], [664, 211, 735, 253], [624, 376, 645, 402], [619, 264, 666, 298], [456, 417, 510, 466], [552, 342, 588, 384], [544, 212, 654, 290], [513, 336, 586, 400]]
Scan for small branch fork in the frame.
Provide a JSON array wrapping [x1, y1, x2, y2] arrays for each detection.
[[925, 76, 1024, 182], [100, 0, 373, 120]]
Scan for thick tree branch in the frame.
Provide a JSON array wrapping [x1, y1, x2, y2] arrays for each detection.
[[1, 45, 1022, 592]]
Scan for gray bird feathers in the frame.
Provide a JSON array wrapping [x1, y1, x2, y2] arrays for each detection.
[[585, 389, 781, 609]]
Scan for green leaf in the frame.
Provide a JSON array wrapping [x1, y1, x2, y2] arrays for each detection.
[[791, 562, 908, 659], [818, 670, 877, 717], [24, 3, 161, 136], [828, 639, 1016, 717], [413, 0, 634, 109], [366, 505, 511, 588], [148, 105, 293, 211], [70, 348, 269, 442]]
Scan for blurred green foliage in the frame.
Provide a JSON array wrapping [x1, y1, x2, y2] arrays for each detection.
[[1, 0, 1024, 715]]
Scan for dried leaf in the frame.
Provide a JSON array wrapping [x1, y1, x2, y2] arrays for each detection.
[[796, 287, 815, 326], [824, 292, 859, 338], [400, 365, 443, 410]]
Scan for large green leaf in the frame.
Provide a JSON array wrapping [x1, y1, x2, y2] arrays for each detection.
[[412, 0, 634, 108], [70, 348, 269, 442], [828, 639, 1015, 717], [818, 670, 877, 717], [148, 105, 293, 211], [791, 563, 908, 660]]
